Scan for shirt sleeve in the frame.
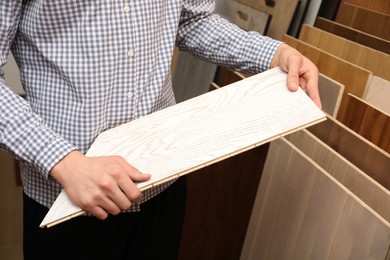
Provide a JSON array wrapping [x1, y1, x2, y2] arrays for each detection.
[[176, 0, 281, 75], [0, 0, 77, 177]]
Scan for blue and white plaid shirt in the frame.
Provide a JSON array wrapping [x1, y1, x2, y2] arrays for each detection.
[[0, 0, 280, 210]]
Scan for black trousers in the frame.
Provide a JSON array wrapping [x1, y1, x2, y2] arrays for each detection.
[[23, 176, 187, 260]]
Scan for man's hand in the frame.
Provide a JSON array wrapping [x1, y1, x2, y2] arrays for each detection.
[[271, 43, 322, 109], [50, 151, 151, 220]]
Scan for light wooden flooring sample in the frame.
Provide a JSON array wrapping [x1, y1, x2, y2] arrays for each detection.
[[241, 138, 390, 260], [40, 67, 325, 227]]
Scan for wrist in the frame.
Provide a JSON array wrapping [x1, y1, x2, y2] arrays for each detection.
[[50, 150, 85, 185]]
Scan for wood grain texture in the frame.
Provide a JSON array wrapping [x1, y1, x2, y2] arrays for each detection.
[[179, 144, 269, 260], [318, 73, 344, 117], [286, 129, 390, 223], [299, 24, 390, 81], [336, 2, 390, 41], [339, 93, 390, 153], [315, 17, 390, 54], [235, 0, 299, 40], [282, 34, 373, 119], [216, 67, 344, 118], [343, 0, 390, 15], [308, 114, 390, 191], [365, 76, 390, 114], [40, 68, 326, 227], [241, 138, 390, 260]]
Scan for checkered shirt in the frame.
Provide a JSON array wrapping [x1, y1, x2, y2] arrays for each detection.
[[0, 0, 280, 211]]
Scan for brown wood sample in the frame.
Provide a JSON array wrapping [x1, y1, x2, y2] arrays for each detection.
[[235, 0, 299, 40], [365, 75, 390, 114], [343, 0, 390, 15], [282, 34, 373, 119], [338, 93, 390, 153], [180, 144, 269, 260], [336, 2, 390, 41], [241, 138, 390, 260], [286, 129, 390, 223], [318, 73, 344, 117], [308, 115, 390, 191], [299, 24, 390, 81], [315, 17, 390, 54]]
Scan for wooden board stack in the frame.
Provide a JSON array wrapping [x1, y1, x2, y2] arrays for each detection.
[[240, 3, 390, 258]]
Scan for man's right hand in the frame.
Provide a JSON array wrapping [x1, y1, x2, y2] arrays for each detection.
[[50, 151, 151, 219]]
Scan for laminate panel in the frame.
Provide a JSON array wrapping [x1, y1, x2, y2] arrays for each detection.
[[235, 0, 299, 40], [318, 74, 344, 117], [308, 115, 390, 191], [336, 3, 390, 41], [365, 76, 390, 114], [282, 34, 372, 119], [0, 151, 23, 260], [299, 24, 390, 81], [339, 93, 390, 153], [315, 17, 390, 54], [213, 66, 246, 87], [241, 138, 390, 260], [286, 129, 390, 222], [216, 66, 344, 117], [179, 144, 269, 260], [344, 0, 390, 15], [40, 68, 326, 227]]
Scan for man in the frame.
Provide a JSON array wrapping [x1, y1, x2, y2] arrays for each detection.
[[0, 1, 321, 259]]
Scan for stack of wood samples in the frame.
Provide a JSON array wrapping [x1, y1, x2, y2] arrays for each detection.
[[241, 137, 390, 259], [240, 2, 390, 257], [315, 17, 390, 54], [335, 2, 390, 41]]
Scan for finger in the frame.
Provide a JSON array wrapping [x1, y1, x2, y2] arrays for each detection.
[[302, 63, 322, 109], [285, 56, 301, 92], [306, 81, 322, 109], [113, 156, 150, 201], [100, 195, 123, 215], [113, 156, 151, 182], [89, 206, 109, 220]]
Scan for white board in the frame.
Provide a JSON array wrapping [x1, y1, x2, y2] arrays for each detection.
[[40, 67, 326, 227]]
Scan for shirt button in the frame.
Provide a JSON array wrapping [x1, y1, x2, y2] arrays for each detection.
[[123, 5, 131, 13], [127, 91, 133, 99], [127, 50, 134, 57]]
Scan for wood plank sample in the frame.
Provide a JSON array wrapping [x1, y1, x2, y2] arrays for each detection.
[[315, 17, 390, 54], [216, 67, 344, 117], [339, 93, 390, 153], [308, 115, 390, 191], [282, 34, 373, 119], [343, 0, 390, 15], [180, 144, 269, 260], [365, 76, 390, 114], [318, 73, 344, 117], [40, 67, 326, 227], [241, 138, 390, 260], [299, 24, 390, 81], [336, 2, 390, 41], [235, 0, 299, 40], [286, 129, 390, 223]]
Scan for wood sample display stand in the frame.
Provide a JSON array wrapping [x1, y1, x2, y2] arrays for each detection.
[[241, 138, 390, 260]]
